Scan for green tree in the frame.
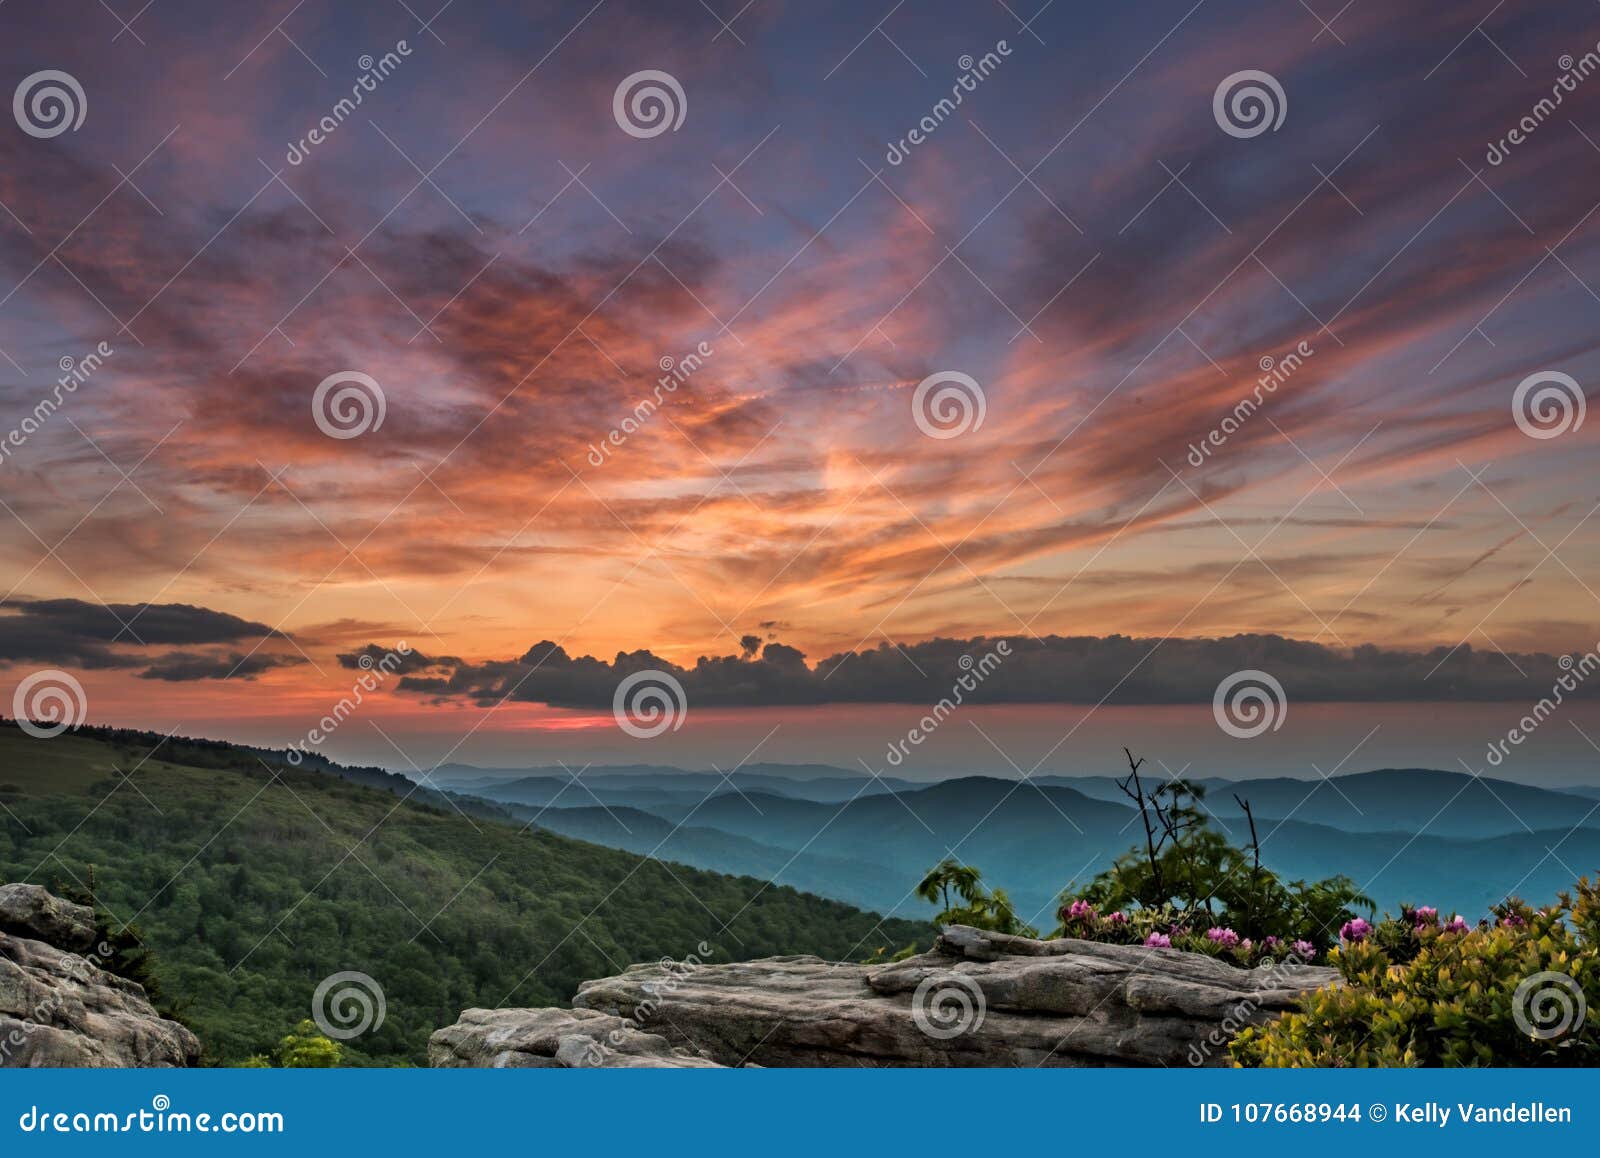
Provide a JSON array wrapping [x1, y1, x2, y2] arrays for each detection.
[[251, 1020, 343, 1068], [1058, 749, 1370, 950], [915, 859, 983, 915], [914, 858, 1039, 937]]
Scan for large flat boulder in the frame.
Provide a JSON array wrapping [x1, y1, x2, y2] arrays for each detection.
[[432, 925, 1336, 1068], [556, 925, 1336, 1067]]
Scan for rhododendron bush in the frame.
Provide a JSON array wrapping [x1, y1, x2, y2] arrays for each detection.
[[899, 748, 1599, 1069], [1231, 880, 1600, 1067], [1049, 750, 1372, 964]]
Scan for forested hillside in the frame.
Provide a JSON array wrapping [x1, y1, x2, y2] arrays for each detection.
[[0, 724, 922, 1065]]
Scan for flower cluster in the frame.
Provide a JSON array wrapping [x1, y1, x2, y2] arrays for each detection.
[[1049, 901, 1319, 968], [1340, 917, 1372, 943], [1061, 900, 1097, 924], [1233, 883, 1600, 1068]]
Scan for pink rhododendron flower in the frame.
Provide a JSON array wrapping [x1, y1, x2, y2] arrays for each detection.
[[1064, 900, 1097, 923], [1292, 940, 1316, 959], [1444, 915, 1469, 933], [1413, 906, 1437, 928], [1105, 911, 1128, 925], [1500, 912, 1526, 928], [1340, 918, 1372, 942], [1206, 927, 1240, 947], [1144, 932, 1171, 948]]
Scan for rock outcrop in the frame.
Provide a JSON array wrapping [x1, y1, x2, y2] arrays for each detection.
[[429, 1006, 724, 1068], [0, 883, 200, 1067], [434, 924, 1337, 1068]]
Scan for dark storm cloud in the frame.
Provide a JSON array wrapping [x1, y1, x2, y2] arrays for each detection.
[[335, 644, 458, 674], [0, 598, 290, 679], [3, 598, 285, 645], [137, 651, 306, 682], [378, 632, 1597, 709]]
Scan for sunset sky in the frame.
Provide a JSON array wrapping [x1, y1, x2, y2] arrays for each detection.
[[2, 0, 1599, 779]]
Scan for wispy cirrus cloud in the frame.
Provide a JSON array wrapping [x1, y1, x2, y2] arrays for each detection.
[[0, 0, 1598, 758]]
